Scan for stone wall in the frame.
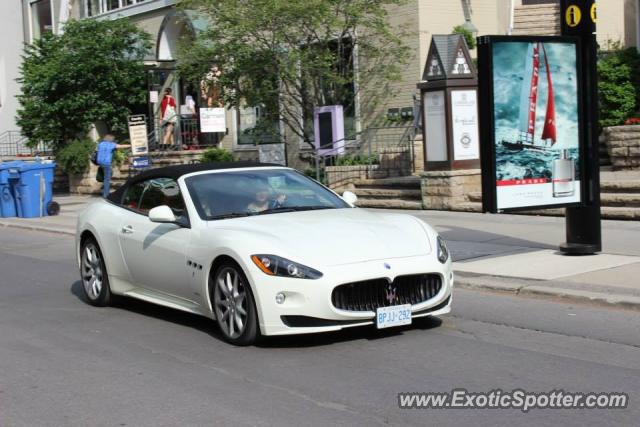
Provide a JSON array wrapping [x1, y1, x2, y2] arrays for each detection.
[[68, 150, 209, 194], [603, 125, 640, 170], [421, 169, 481, 211]]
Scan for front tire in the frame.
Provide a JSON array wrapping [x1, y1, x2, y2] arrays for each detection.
[[211, 262, 260, 346], [80, 238, 112, 307]]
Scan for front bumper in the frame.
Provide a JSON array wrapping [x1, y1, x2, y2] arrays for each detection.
[[247, 255, 453, 336]]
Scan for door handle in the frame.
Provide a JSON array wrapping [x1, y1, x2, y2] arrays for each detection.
[[121, 225, 134, 234]]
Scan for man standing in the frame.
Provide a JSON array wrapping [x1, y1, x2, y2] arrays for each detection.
[[97, 134, 130, 198]]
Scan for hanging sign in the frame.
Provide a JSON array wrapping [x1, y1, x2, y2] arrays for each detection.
[[199, 108, 226, 133], [128, 114, 149, 156]]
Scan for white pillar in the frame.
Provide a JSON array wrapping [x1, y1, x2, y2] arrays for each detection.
[[57, 0, 71, 34]]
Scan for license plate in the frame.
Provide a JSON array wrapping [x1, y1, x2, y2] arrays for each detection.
[[376, 304, 412, 329]]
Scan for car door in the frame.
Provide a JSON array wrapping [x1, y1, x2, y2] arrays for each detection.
[[117, 177, 194, 301]]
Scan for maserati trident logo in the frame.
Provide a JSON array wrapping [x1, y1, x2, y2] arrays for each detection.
[[384, 263, 391, 270], [386, 284, 397, 304]]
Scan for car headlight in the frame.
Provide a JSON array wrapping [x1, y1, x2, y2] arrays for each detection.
[[251, 254, 323, 279], [437, 236, 449, 264]]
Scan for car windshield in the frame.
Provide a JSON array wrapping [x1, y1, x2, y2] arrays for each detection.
[[185, 168, 349, 220]]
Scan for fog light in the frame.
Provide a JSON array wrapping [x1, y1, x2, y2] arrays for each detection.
[[275, 292, 286, 304]]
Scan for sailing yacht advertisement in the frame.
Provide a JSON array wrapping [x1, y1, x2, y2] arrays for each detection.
[[478, 36, 584, 212]]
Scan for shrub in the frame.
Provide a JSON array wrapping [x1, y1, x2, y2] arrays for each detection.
[[112, 147, 128, 167], [335, 154, 379, 166], [201, 148, 234, 163], [55, 138, 94, 175], [598, 42, 640, 128]]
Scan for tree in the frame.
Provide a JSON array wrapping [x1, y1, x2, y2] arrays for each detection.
[[452, 25, 476, 50], [178, 0, 411, 149], [17, 19, 152, 152], [598, 42, 640, 128]]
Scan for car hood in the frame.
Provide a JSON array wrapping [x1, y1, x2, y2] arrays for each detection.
[[208, 208, 432, 266]]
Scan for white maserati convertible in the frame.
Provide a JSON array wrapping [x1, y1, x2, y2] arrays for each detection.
[[76, 162, 453, 345]]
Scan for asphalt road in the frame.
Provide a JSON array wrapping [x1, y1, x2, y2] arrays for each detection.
[[0, 228, 638, 427]]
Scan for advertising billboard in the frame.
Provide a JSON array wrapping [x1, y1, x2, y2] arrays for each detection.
[[478, 36, 584, 212]]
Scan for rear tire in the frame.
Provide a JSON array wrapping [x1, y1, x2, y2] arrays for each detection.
[[80, 238, 112, 307], [211, 262, 260, 346]]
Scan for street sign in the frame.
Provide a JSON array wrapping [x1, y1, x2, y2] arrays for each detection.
[[560, 0, 596, 36], [128, 114, 149, 156], [565, 5, 581, 28], [132, 156, 151, 169]]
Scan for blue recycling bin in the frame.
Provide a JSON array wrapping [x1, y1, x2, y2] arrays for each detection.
[[9, 161, 56, 218], [0, 161, 23, 218]]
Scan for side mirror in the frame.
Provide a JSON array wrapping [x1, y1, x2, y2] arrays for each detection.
[[342, 191, 358, 206], [149, 205, 177, 224]]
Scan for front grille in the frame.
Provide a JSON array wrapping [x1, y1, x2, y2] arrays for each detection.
[[331, 274, 442, 312]]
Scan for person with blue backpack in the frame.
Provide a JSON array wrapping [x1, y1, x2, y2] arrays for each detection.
[[96, 134, 130, 198]]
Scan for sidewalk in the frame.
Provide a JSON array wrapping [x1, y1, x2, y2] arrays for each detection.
[[1, 196, 640, 311], [0, 194, 92, 236], [404, 209, 640, 311]]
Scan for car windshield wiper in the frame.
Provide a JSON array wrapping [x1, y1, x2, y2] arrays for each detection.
[[208, 212, 253, 220], [290, 206, 335, 211], [253, 206, 335, 216], [253, 207, 299, 215]]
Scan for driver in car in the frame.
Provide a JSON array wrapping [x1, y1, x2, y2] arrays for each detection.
[[246, 183, 286, 213]]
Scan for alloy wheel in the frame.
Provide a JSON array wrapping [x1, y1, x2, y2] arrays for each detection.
[[81, 242, 103, 301], [213, 267, 249, 339]]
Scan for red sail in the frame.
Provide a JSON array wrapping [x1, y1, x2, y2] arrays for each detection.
[[526, 43, 541, 140], [541, 44, 557, 144]]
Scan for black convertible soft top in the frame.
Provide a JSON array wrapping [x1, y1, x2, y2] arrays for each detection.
[[107, 161, 283, 204]]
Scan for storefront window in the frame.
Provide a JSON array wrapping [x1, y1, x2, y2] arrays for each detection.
[[30, 0, 53, 40]]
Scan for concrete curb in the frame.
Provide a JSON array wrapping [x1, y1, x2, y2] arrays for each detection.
[[0, 221, 75, 236], [455, 273, 640, 311]]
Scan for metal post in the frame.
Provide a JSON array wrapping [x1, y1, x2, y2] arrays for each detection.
[[559, 0, 601, 254], [367, 129, 373, 179]]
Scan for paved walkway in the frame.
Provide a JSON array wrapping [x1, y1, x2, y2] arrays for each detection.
[[1, 194, 640, 310]]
